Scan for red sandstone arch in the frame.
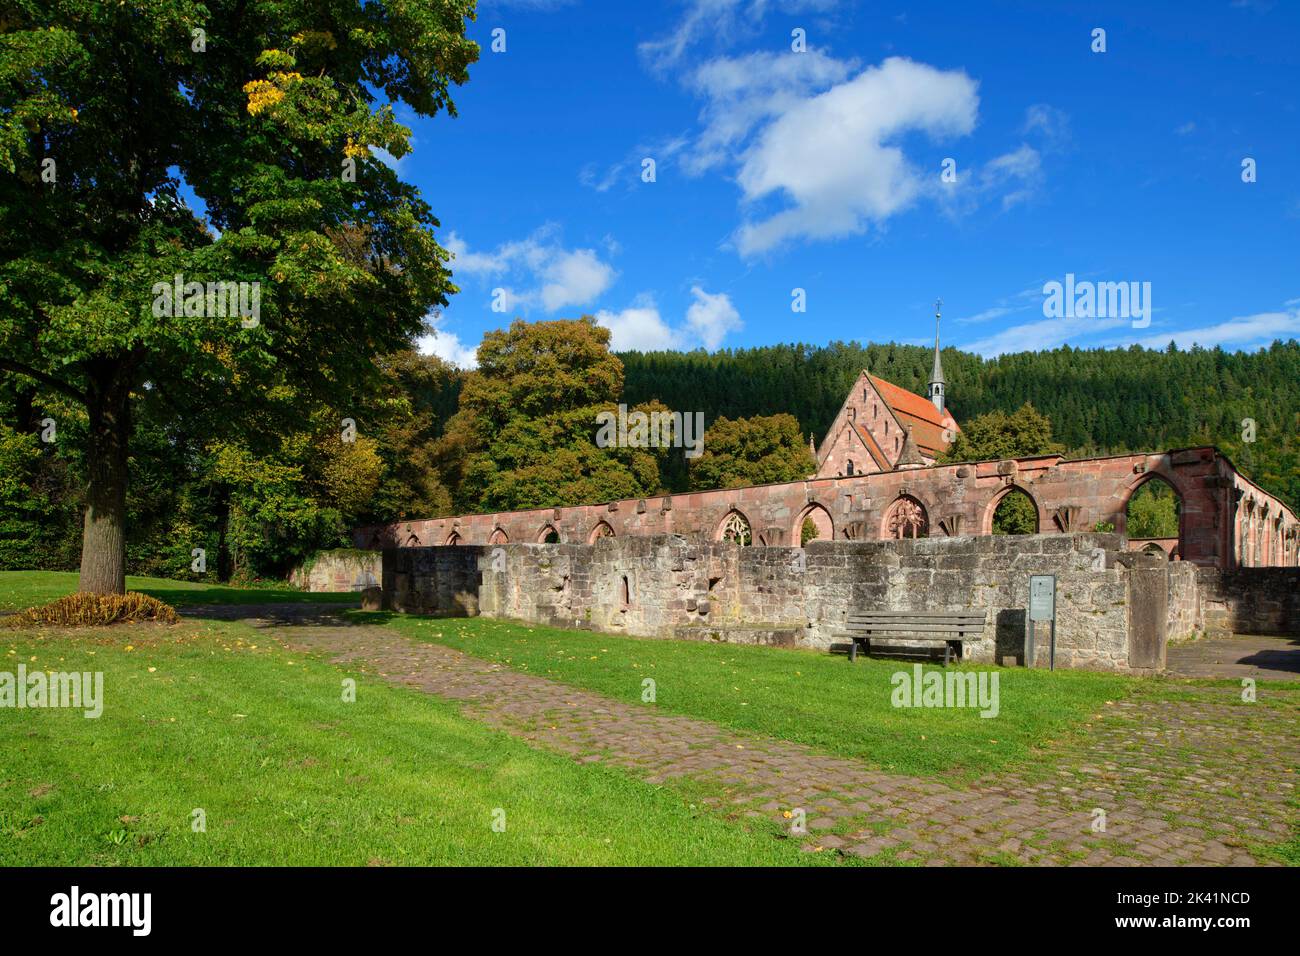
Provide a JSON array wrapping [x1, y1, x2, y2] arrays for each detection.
[[404, 533, 421, 547], [588, 520, 616, 543], [444, 531, 462, 545], [1118, 472, 1184, 547], [716, 509, 753, 546], [537, 524, 561, 544], [881, 494, 929, 539], [794, 502, 834, 545], [488, 528, 509, 545], [981, 484, 1042, 535]]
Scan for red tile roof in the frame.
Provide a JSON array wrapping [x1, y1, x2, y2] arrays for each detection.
[[868, 374, 959, 459]]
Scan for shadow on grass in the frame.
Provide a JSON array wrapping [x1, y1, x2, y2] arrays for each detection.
[[141, 583, 360, 606]]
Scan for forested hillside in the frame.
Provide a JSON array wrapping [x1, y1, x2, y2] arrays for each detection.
[[6, 330, 1296, 581], [619, 340, 1300, 510]]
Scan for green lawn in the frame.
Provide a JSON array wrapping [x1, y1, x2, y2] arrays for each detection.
[[0, 617, 823, 866], [375, 614, 1136, 782], [0, 570, 358, 612]]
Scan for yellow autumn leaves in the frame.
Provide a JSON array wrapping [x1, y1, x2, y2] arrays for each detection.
[[242, 71, 302, 116]]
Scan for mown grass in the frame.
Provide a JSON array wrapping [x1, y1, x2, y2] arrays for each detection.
[[0, 570, 357, 612], [0, 618, 826, 866], [374, 614, 1136, 782]]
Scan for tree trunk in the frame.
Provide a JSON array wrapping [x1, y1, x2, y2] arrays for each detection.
[[215, 485, 232, 582], [78, 363, 131, 595]]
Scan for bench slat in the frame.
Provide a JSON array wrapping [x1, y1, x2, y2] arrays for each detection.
[[845, 627, 978, 636], [847, 614, 985, 622], [847, 624, 977, 632], [847, 621, 984, 629], [847, 613, 977, 621]]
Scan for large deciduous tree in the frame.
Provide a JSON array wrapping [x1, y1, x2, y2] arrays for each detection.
[[0, 1, 477, 592], [937, 402, 1063, 464], [453, 318, 665, 511], [688, 413, 814, 491]]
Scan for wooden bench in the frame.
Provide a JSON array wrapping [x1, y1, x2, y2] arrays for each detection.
[[843, 611, 987, 665]]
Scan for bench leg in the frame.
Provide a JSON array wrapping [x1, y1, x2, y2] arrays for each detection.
[[848, 639, 857, 663], [943, 643, 953, 667]]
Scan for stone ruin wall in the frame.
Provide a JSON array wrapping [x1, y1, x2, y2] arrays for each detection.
[[289, 549, 382, 592], [384, 532, 1155, 672], [357, 446, 1300, 572]]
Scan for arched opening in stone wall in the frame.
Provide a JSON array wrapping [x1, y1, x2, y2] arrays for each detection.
[[796, 503, 834, 545], [1123, 474, 1182, 549], [620, 575, 631, 607], [989, 485, 1039, 535], [718, 509, 753, 546], [488, 528, 509, 545], [883, 495, 928, 539], [589, 521, 615, 543], [537, 524, 561, 544], [444, 531, 462, 545], [404, 533, 421, 547]]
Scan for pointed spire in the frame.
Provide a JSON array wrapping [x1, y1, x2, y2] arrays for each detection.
[[928, 298, 946, 414], [809, 433, 816, 458], [896, 425, 925, 469]]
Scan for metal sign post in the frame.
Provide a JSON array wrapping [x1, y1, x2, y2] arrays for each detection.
[[1028, 574, 1057, 670]]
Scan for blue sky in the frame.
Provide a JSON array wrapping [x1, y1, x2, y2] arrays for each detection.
[[387, 0, 1300, 366]]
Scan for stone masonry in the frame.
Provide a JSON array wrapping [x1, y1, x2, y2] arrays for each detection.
[[357, 446, 1298, 571], [383, 532, 1170, 672]]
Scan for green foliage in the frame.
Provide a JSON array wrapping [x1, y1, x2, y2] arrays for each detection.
[[801, 518, 820, 545], [993, 490, 1038, 535], [0, 422, 80, 570], [688, 413, 815, 491], [0, 0, 478, 591], [619, 340, 1300, 511], [454, 319, 664, 510], [939, 402, 1062, 463], [1127, 479, 1180, 538]]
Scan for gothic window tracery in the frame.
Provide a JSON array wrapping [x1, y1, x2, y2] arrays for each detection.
[[885, 496, 928, 539]]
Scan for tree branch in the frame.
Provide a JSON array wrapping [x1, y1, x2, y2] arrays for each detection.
[[0, 359, 88, 405]]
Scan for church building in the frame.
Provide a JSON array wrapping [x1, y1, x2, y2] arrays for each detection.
[[814, 309, 960, 477]]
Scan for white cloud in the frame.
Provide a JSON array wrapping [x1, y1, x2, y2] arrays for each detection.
[[595, 303, 680, 352], [684, 49, 855, 175], [936, 105, 1061, 218], [730, 57, 979, 255], [639, 0, 842, 71], [416, 312, 479, 369], [685, 285, 742, 348], [1132, 305, 1300, 350], [541, 249, 618, 311], [580, 137, 688, 192], [595, 287, 743, 352], [1021, 104, 1071, 151], [447, 226, 617, 313], [964, 314, 1131, 357], [962, 300, 1300, 357], [954, 282, 1048, 324]]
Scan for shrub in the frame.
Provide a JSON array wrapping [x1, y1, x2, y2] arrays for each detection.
[[4, 592, 181, 628]]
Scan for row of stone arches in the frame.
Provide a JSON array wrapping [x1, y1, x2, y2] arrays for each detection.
[[399, 473, 1188, 553], [713, 473, 1187, 550]]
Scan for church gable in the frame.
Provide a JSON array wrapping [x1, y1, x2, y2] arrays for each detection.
[[815, 371, 903, 477], [814, 368, 959, 479]]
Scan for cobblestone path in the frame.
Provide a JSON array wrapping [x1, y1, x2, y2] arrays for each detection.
[[206, 606, 1297, 866]]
